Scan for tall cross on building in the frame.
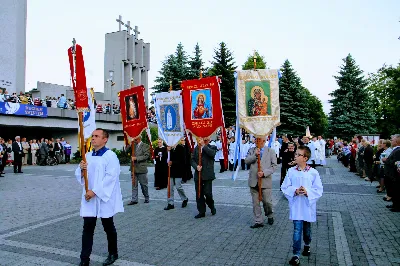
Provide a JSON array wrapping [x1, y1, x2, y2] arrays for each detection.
[[116, 15, 124, 31], [125, 21, 133, 35], [134, 26, 140, 39]]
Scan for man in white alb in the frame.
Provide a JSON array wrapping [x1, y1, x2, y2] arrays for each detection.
[[76, 128, 124, 266]]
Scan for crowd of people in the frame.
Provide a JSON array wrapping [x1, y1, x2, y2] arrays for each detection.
[[0, 136, 72, 177], [336, 134, 400, 212]]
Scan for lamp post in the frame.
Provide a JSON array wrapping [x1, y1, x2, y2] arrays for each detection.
[[108, 70, 114, 114]]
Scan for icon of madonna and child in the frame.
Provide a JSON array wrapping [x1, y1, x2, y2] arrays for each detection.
[[191, 89, 212, 119], [247, 85, 271, 117]]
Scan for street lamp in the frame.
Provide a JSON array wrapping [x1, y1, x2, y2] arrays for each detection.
[[107, 70, 114, 114]]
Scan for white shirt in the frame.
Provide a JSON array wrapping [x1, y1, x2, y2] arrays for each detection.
[[240, 142, 250, 159], [215, 140, 224, 160], [75, 149, 124, 218], [281, 166, 323, 222]]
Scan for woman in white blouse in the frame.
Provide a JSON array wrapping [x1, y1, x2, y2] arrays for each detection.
[[31, 139, 39, 165]]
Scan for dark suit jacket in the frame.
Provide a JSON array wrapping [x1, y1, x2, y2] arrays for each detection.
[[127, 142, 150, 174], [191, 144, 217, 181], [364, 145, 374, 165], [384, 147, 400, 180], [170, 144, 185, 178], [54, 142, 63, 153], [39, 142, 49, 155], [12, 141, 23, 163]]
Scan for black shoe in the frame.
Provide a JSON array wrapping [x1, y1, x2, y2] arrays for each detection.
[[164, 204, 174, 210], [386, 205, 394, 209], [79, 261, 90, 266], [18, 171, 23, 173], [194, 213, 205, 219], [0, 175, 4, 177], [289, 256, 300, 265], [302, 246, 310, 256], [377, 189, 385, 193], [103, 254, 118, 266], [267, 217, 274, 225], [211, 207, 216, 215], [144, 199, 149, 203], [127, 201, 138, 205], [390, 208, 400, 212], [376, 185, 381, 188], [182, 199, 188, 208], [250, 223, 264, 229], [383, 197, 392, 202]]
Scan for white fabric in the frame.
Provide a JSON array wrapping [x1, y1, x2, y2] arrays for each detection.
[[75, 150, 124, 218], [313, 140, 321, 164], [281, 167, 323, 222], [155, 90, 184, 147], [79, 89, 97, 140], [228, 142, 236, 164], [240, 142, 250, 159], [304, 142, 316, 164], [215, 140, 224, 161], [318, 139, 326, 165], [272, 140, 281, 157]]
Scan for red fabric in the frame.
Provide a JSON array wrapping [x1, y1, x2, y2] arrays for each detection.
[[68, 44, 88, 111], [118, 85, 148, 139], [181, 76, 224, 138], [221, 126, 229, 169]]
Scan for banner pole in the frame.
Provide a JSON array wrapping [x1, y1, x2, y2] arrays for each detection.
[[167, 81, 173, 199], [131, 142, 135, 190], [79, 112, 88, 192], [256, 137, 262, 202]]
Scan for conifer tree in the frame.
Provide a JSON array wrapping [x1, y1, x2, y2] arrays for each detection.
[[329, 54, 376, 139], [188, 43, 205, 79], [242, 51, 267, 70], [209, 42, 237, 125]]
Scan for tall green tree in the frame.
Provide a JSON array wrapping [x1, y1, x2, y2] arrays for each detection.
[[242, 51, 267, 70], [367, 64, 400, 138], [209, 42, 237, 125], [328, 54, 376, 139], [278, 60, 311, 136], [304, 90, 328, 136], [188, 43, 205, 79], [154, 43, 191, 92]]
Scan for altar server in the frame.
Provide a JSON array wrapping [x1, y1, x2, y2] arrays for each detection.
[[76, 128, 124, 266]]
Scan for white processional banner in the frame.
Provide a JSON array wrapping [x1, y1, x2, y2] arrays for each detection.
[[79, 88, 96, 140], [155, 90, 184, 147], [236, 69, 281, 137]]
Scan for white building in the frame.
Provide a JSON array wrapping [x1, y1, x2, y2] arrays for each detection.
[[0, 0, 27, 94]]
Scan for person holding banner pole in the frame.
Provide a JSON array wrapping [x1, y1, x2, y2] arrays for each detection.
[[245, 138, 277, 228], [126, 136, 150, 205], [164, 141, 189, 210], [191, 137, 217, 219]]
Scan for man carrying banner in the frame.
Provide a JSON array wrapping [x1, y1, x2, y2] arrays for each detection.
[[245, 138, 277, 228], [191, 137, 217, 218], [127, 136, 150, 205], [164, 140, 189, 210]]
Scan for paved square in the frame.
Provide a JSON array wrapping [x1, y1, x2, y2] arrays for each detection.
[[0, 157, 399, 265]]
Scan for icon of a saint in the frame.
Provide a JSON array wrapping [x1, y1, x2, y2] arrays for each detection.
[[248, 86, 269, 116], [193, 93, 210, 119], [128, 96, 137, 119], [166, 108, 173, 130]]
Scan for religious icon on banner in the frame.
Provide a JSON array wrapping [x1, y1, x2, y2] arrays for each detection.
[[246, 81, 271, 116], [160, 104, 181, 132], [191, 89, 212, 119], [125, 94, 139, 120]]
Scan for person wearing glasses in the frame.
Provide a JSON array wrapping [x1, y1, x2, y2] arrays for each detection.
[[281, 145, 323, 266]]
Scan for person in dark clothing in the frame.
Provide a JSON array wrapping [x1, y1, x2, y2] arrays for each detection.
[[349, 140, 358, 172], [164, 142, 189, 210], [12, 136, 24, 173], [372, 141, 384, 181], [384, 134, 400, 212], [182, 138, 193, 183], [0, 138, 8, 176], [154, 139, 168, 190], [280, 142, 296, 187], [363, 141, 374, 182]]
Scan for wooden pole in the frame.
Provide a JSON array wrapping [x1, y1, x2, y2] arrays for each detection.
[[131, 142, 135, 188], [256, 137, 262, 202], [78, 112, 88, 192], [167, 150, 171, 199], [198, 142, 202, 199]]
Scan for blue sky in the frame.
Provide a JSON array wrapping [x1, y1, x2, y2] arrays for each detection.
[[25, 0, 399, 113]]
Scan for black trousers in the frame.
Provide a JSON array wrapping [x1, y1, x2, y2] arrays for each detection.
[[229, 160, 238, 171], [385, 175, 394, 198], [194, 179, 215, 214], [392, 179, 400, 209], [241, 159, 249, 170], [80, 217, 118, 262], [281, 164, 289, 186], [13, 157, 22, 173], [219, 159, 225, 172], [65, 154, 70, 163]]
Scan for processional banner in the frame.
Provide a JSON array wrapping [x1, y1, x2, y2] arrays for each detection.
[[67, 44, 89, 112], [236, 69, 281, 137], [181, 76, 223, 138], [118, 85, 148, 139], [154, 90, 184, 147]]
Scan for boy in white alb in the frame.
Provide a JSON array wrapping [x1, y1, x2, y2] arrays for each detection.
[[281, 145, 323, 266]]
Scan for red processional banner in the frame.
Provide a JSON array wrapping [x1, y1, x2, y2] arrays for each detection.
[[118, 85, 148, 139], [181, 76, 224, 138], [68, 44, 89, 111]]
